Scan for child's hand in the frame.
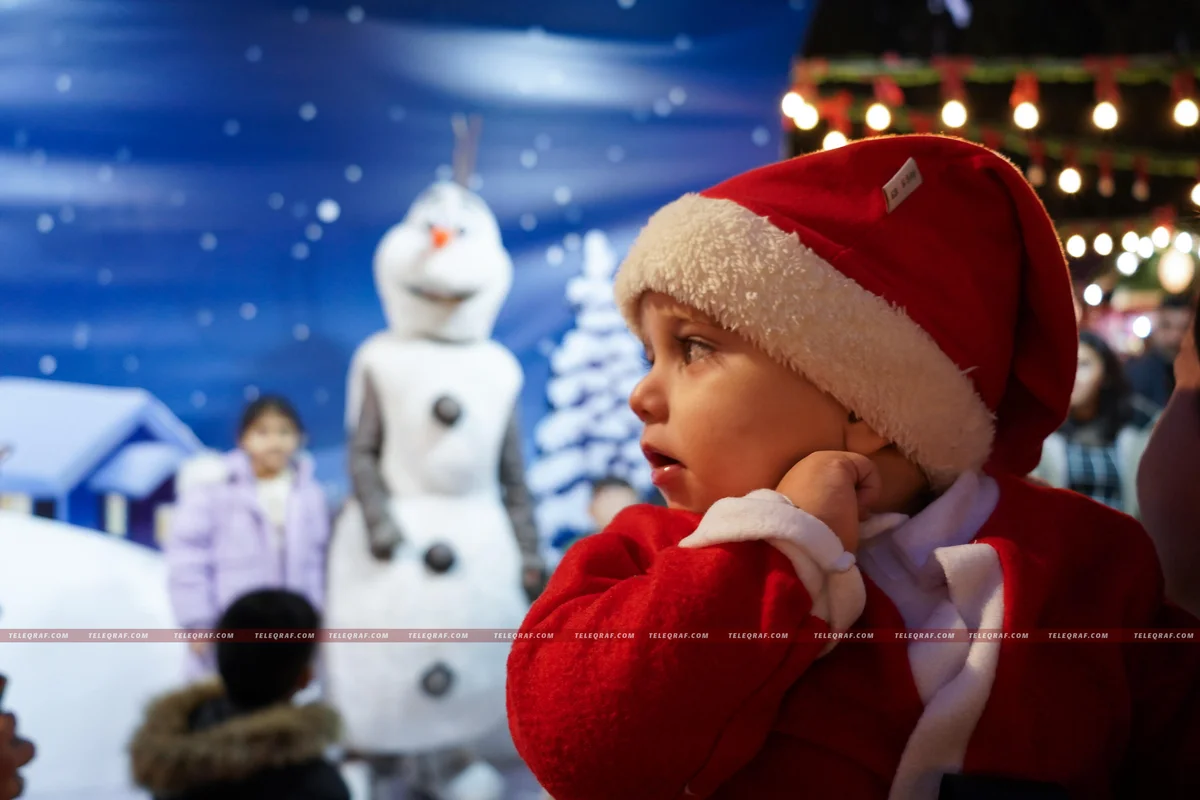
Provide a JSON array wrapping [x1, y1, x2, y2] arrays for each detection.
[[368, 516, 404, 561], [775, 452, 880, 554], [0, 711, 35, 800]]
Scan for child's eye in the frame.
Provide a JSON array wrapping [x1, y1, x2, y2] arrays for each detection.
[[640, 351, 654, 370], [679, 337, 713, 365]]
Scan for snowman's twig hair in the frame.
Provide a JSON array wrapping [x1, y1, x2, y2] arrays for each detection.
[[451, 114, 483, 189]]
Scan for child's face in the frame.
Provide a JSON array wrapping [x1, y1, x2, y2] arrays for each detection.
[[240, 410, 300, 477], [1070, 343, 1104, 412], [590, 485, 639, 529], [631, 292, 850, 514], [1154, 306, 1193, 359]]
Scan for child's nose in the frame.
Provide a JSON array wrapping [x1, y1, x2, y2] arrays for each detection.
[[629, 374, 666, 424]]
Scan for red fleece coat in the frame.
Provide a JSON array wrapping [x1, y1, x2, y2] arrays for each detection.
[[507, 473, 1200, 799]]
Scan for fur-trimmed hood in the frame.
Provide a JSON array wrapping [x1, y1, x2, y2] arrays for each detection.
[[129, 681, 341, 796]]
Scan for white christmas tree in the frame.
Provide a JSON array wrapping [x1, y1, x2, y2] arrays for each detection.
[[528, 230, 651, 554]]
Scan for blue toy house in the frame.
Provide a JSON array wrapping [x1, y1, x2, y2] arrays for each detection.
[[0, 378, 203, 547]]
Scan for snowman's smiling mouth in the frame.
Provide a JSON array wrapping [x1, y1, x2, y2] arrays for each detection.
[[405, 284, 478, 304]]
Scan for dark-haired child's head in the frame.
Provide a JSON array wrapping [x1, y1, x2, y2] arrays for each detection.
[[589, 477, 639, 529], [238, 396, 303, 478], [216, 589, 318, 710]]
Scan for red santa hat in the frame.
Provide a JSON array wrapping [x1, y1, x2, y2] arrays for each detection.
[[614, 134, 1077, 488]]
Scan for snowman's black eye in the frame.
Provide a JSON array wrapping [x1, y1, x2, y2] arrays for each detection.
[[456, 227, 466, 237]]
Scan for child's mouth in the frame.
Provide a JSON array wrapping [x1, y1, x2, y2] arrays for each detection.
[[642, 445, 684, 487]]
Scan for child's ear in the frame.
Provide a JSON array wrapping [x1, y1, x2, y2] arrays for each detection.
[[844, 412, 890, 456]]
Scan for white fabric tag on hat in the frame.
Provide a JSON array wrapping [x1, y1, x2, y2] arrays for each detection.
[[883, 157, 922, 213]]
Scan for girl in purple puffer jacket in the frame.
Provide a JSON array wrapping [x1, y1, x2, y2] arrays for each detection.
[[166, 396, 331, 680]]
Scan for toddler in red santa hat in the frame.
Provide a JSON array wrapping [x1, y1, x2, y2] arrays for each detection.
[[507, 135, 1200, 800]]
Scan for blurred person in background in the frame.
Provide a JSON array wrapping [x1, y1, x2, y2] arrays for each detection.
[[588, 476, 641, 530], [166, 396, 331, 680], [1138, 297, 1200, 617], [130, 589, 348, 800], [551, 477, 643, 554], [1126, 293, 1193, 407], [1032, 331, 1157, 516]]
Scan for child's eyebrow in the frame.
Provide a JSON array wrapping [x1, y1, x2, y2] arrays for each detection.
[[637, 300, 716, 339], [661, 306, 710, 325]]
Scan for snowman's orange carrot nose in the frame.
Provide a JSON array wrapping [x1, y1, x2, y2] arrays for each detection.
[[431, 226, 453, 249]]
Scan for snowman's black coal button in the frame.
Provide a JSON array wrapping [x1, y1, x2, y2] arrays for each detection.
[[432, 395, 461, 426], [420, 663, 454, 698], [424, 543, 456, 574]]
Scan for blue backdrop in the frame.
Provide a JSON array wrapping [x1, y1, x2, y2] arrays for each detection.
[[1, 0, 815, 464]]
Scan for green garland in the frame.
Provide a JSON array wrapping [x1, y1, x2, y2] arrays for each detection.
[[794, 55, 1200, 87]]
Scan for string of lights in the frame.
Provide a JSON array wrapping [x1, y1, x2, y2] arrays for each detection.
[[785, 101, 1200, 206], [790, 56, 1200, 135], [782, 97, 1200, 208]]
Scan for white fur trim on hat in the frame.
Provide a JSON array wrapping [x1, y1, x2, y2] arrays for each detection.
[[614, 194, 995, 488]]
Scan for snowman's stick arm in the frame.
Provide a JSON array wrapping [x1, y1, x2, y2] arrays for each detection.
[[348, 371, 402, 543], [499, 409, 542, 571]]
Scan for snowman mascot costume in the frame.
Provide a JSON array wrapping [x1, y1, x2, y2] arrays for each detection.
[[326, 117, 546, 800]]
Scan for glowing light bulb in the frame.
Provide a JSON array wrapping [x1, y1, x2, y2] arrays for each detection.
[[1083, 283, 1104, 307], [1097, 175, 1115, 197], [1138, 237, 1155, 259], [865, 103, 892, 132], [1117, 252, 1139, 276], [1093, 233, 1113, 256], [1191, 182, 1200, 207], [1121, 231, 1140, 252], [1066, 235, 1087, 258], [822, 130, 847, 151], [1152, 226, 1171, 249], [1013, 101, 1039, 130], [941, 100, 967, 128], [1092, 101, 1118, 130], [1158, 250, 1196, 294], [1175, 98, 1199, 128], [1058, 167, 1082, 194], [1133, 178, 1150, 202], [782, 92, 806, 119], [1177, 232, 1194, 254], [794, 102, 819, 130], [1133, 315, 1153, 339]]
